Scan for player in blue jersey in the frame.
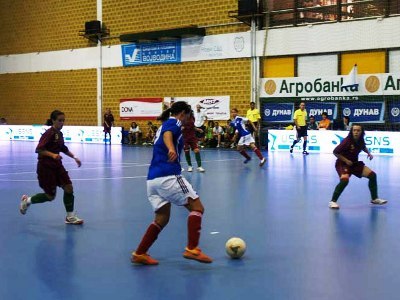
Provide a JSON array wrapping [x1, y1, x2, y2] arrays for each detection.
[[131, 101, 213, 265], [230, 108, 266, 166]]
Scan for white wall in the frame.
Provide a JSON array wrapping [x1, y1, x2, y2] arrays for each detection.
[[297, 55, 338, 76], [389, 50, 400, 73]]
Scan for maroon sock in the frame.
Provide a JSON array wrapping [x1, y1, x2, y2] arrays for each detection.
[[136, 222, 162, 255], [253, 147, 263, 160], [239, 150, 250, 159], [187, 211, 203, 249]]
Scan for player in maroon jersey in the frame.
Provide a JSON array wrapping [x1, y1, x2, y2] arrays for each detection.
[[19, 110, 84, 224], [329, 124, 387, 209], [181, 109, 205, 172], [103, 108, 114, 143]]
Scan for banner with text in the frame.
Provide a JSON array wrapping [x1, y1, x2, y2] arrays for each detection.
[[306, 102, 337, 121], [122, 41, 181, 66], [0, 125, 122, 144], [388, 101, 400, 123], [268, 130, 398, 155], [120, 98, 163, 120], [173, 96, 230, 120], [261, 103, 294, 123], [260, 74, 400, 98], [340, 102, 385, 123]]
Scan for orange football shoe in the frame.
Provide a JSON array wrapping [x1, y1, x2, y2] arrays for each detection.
[[183, 247, 213, 263], [131, 252, 159, 265]]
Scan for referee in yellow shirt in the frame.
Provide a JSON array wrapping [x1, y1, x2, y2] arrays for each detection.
[[246, 102, 261, 144], [290, 102, 309, 155]]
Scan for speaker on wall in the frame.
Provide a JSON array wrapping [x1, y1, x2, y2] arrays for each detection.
[[238, 0, 258, 16], [85, 20, 102, 35]]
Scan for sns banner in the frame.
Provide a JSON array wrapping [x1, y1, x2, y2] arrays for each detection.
[[173, 96, 230, 120], [0, 125, 122, 144], [388, 101, 400, 123], [261, 103, 294, 123], [122, 41, 181, 66], [306, 102, 337, 121], [267, 130, 398, 155], [120, 98, 163, 120], [341, 102, 384, 123]]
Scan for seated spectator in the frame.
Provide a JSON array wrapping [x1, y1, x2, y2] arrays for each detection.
[[143, 121, 157, 145], [336, 116, 351, 131], [223, 119, 236, 148], [307, 115, 319, 130], [204, 120, 215, 147], [0, 117, 7, 125], [318, 112, 331, 130], [213, 121, 224, 148], [128, 122, 142, 144]]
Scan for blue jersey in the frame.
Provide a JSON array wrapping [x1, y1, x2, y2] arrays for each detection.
[[230, 116, 251, 137], [147, 117, 183, 180]]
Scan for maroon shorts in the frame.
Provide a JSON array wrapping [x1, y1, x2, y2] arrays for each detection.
[[184, 136, 199, 151], [335, 160, 365, 178], [37, 162, 72, 196]]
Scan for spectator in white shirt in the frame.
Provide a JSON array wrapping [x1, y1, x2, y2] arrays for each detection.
[[128, 122, 141, 145], [212, 122, 224, 148]]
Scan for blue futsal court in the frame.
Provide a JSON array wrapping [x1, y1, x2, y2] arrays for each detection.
[[0, 141, 399, 300]]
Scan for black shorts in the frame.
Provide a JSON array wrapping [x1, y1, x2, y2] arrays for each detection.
[[296, 126, 308, 138], [195, 126, 206, 138], [247, 122, 258, 134]]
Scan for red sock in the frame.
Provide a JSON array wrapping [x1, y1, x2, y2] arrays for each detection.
[[253, 147, 263, 160], [187, 211, 203, 250], [136, 222, 162, 255], [239, 150, 250, 159]]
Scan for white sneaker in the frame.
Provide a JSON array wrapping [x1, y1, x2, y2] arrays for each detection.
[[19, 195, 30, 215], [259, 158, 266, 167], [216, 144, 220, 148], [329, 201, 340, 209], [371, 198, 388, 205], [197, 167, 205, 172], [65, 212, 84, 225], [187, 166, 193, 172]]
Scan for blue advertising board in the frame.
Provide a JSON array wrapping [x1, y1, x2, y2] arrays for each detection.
[[122, 40, 181, 66], [388, 101, 400, 123], [341, 102, 385, 123], [262, 103, 294, 123], [305, 102, 337, 121]]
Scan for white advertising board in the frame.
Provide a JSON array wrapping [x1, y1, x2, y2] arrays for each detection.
[[267, 130, 399, 156], [0, 125, 122, 144]]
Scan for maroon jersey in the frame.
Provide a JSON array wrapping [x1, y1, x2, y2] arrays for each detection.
[[36, 127, 69, 167], [103, 113, 114, 132], [333, 136, 365, 163], [182, 115, 196, 139]]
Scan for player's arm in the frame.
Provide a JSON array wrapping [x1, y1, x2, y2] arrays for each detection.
[[163, 131, 177, 162], [363, 146, 373, 160], [333, 140, 353, 166], [65, 151, 82, 167], [293, 111, 299, 128], [36, 149, 61, 161]]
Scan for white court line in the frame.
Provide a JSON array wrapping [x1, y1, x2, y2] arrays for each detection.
[[0, 158, 241, 177], [0, 175, 147, 182]]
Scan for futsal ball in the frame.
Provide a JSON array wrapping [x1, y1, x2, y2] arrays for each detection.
[[225, 237, 246, 259]]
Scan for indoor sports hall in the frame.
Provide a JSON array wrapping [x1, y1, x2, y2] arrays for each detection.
[[1, 1, 400, 299]]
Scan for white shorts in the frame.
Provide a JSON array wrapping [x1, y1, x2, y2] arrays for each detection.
[[238, 134, 255, 146], [147, 175, 198, 212]]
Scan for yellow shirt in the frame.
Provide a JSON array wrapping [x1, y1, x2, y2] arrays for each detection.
[[246, 108, 261, 123], [293, 109, 307, 126]]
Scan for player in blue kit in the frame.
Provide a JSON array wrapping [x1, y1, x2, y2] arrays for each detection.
[[230, 108, 266, 166], [131, 101, 213, 265]]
